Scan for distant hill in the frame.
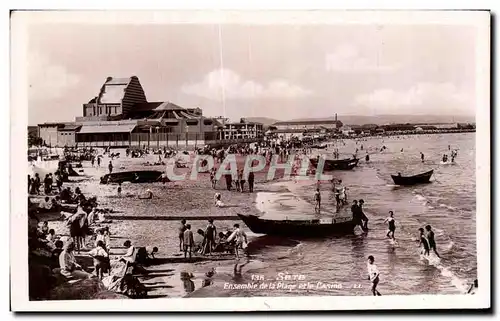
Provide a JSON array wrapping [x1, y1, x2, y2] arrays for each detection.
[[287, 115, 475, 126], [243, 117, 280, 126]]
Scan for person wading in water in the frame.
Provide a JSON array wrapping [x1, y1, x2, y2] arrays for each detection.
[[358, 199, 369, 231], [384, 211, 396, 240], [367, 255, 382, 296], [418, 228, 430, 256], [425, 225, 441, 258]]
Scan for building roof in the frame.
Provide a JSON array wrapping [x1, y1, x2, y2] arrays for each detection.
[[273, 120, 342, 126], [129, 101, 203, 121], [134, 101, 185, 112], [59, 125, 82, 131], [79, 123, 137, 134], [272, 128, 324, 134]]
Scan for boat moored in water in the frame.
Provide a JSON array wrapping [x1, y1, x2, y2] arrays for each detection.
[[237, 213, 356, 237], [391, 170, 434, 186]]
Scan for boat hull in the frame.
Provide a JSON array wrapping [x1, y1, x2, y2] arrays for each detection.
[[391, 170, 433, 186], [100, 170, 165, 184], [237, 214, 356, 237], [310, 158, 359, 171]]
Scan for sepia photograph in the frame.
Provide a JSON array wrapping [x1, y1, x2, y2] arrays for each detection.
[[10, 9, 490, 311]]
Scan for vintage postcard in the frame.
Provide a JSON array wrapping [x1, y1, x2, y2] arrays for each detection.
[[10, 10, 490, 311]]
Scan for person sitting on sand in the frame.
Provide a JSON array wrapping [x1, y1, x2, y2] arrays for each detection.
[[38, 197, 53, 212], [59, 241, 93, 280], [51, 240, 64, 264], [139, 189, 153, 199], [39, 221, 49, 236], [214, 193, 224, 207], [87, 207, 97, 226], [45, 228, 56, 248], [119, 240, 136, 264]]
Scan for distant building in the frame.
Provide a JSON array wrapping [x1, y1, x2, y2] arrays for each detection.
[[222, 119, 264, 140], [273, 119, 343, 131], [38, 123, 81, 147]]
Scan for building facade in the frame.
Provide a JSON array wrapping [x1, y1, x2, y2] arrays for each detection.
[[273, 119, 343, 131], [221, 119, 264, 140], [37, 76, 265, 148]]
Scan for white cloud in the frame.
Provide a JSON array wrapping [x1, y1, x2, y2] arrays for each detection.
[[28, 52, 80, 101], [181, 69, 311, 100], [354, 82, 474, 115], [325, 44, 397, 73]]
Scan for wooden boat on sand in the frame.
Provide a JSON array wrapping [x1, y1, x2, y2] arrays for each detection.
[[391, 170, 434, 186], [100, 171, 166, 184], [237, 214, 356, 237], [309, 157, 359, 171]]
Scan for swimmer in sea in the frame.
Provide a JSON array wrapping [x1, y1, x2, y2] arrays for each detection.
[[367, 255, 381, 296], [418, 228, 430, 256], [425, 225, 441, 258], [383, 211, 396, 240]]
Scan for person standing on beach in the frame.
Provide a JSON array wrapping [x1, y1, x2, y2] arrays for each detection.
[[178, 219, 187, 251], [97, 156, 101, 167], [227, 224, 248, 259], [210, 168, 217, 189], [367, 255, 381, 296], [238, 170, 246, 193], [183, 224, 194, 259], [383, 211, 396, 240], [420, 152, 425, 163], [108, 161, 113, 174], [91, 156, 95, 167], [225, 174, 232, 191], [425, 225, 441, 258], [248, 172, 255, 193], [314, 188, 321, 213], [203, 219, 217, 255]]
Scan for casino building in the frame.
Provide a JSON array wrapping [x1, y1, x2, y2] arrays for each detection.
[[37, 76, 264, 148]]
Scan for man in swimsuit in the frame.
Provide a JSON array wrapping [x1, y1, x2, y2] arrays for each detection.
[[367, 255, 381, 296], [314, 188, 321, 213], [425, 225, 441, 258], [178, 219, 187, 251], [418, 228, 430, 256], [351, 200, 363, 229], [359, 199, 369, 230], [384, 211, 396, 240]]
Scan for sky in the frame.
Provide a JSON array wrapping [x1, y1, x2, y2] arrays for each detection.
[[25, 16, 479, 125]]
